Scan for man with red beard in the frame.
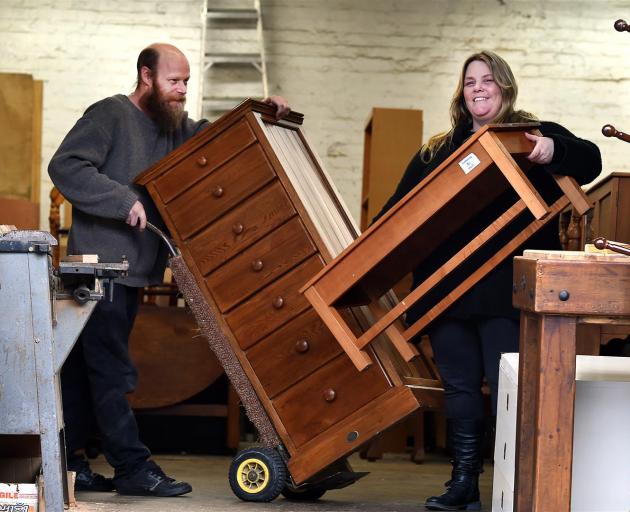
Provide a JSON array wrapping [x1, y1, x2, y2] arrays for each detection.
[[49, 43, 289, 497]]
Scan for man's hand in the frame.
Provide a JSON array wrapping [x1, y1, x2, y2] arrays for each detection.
[[263, 95, 290, 120], [126, 200, 147, 230], [525, 132, 555, 165]]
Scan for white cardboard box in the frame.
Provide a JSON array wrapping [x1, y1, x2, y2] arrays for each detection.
[[492, 354, 630, 512], [0, 483, 38, 512]]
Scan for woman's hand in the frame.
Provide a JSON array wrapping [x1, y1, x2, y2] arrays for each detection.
[[525, 132, 554, 165], [263, 95, 290, 119]]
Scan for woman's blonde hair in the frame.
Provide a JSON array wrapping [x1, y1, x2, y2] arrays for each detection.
[[420, 50, 536, 162]]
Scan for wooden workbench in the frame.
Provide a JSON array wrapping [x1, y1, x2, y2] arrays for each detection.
[[512, 249, 630, 511]]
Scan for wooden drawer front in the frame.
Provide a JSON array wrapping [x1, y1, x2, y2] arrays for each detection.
[[272, 353, 391, 448], [205, 218, 317, 312], [166, 144, 276, 240], [246, 309, 343, 399], [225, 255, 324, 349], [154, 120, 256, 203], [188, 181, 296, 276]]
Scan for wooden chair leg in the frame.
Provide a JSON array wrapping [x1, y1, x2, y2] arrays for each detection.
[[359, 436, 385, 461], [411, 410, 425, 463]]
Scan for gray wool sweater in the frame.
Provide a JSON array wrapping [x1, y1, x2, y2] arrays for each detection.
[[49, 94, 209, 287]]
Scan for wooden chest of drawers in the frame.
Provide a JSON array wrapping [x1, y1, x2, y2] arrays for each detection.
[[136, 100, 431, 488]]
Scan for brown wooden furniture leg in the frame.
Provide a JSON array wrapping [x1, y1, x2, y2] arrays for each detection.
[[411, 410, 425, 463], [359, 434, 386, 461], [515, 313, 577, 512]]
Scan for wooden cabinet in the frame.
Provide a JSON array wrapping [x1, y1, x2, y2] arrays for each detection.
[[136, 100, 431, 486], [586, 172, 630, 243], [361, 108, 423, 230], [559, 172, 630, 250]]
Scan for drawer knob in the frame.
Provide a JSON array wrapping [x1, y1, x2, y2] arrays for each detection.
[[197, 155, 208, 166], [272, 296, 284, 309], [323, 388, 336, 402], [212, 185, 224, 198], [251, 259, 264, 272], [232, 223, 244, 235], [295, 339, 310, 353]]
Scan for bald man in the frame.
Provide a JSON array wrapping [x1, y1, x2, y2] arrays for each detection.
[[49, 43, 289, 497]]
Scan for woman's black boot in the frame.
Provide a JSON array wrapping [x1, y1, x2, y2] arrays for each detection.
[[425, 418, 485, 511]]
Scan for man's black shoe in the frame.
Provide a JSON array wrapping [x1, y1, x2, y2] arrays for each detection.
[[67, 456, 114, 492], [114, 460, 192, 497]]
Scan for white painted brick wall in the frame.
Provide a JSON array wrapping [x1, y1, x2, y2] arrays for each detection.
[[261, 0, 630, 222], [2, 0, 629, 230], [0, 0, 206, 228]]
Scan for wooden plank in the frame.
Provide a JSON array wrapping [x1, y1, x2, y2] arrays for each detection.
[[514, 252, 630, 316], [0, 74, 35, 200], [0, 197, 39, 230], [362, 108, 423, 227], [479, 131, 549, 219], [31, 80, 42, 204]]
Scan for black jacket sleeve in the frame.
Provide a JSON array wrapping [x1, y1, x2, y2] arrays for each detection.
[[539, 121, 602, 185]]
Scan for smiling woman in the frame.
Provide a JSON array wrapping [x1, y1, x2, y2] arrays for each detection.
[[463, 60, 502, 130], [372, 49, 602, 511]]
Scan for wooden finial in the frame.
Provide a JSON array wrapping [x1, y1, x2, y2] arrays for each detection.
[[602, 124, 630, 143], [593, 236, 630, 256], [614, 19, 630, 32]]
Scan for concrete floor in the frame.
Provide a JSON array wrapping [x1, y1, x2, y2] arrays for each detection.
[[77, 453, 494, 512]]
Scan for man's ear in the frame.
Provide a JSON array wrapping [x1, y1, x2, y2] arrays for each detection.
[[140, 66, 153, 88]]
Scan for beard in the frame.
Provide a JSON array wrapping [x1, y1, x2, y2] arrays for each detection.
[[146, 85, 186, 133]]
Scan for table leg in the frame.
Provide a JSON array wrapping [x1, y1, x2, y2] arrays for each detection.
[[515, 313, 577, 512]]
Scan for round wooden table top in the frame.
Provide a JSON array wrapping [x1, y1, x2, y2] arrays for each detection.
[[127, 305, 224, 409]]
